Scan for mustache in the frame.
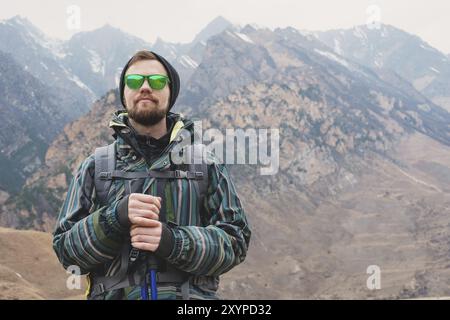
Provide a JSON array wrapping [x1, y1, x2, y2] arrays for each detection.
[[135, 95, 159, 104]]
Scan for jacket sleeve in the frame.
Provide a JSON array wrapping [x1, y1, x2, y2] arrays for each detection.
[[52, 155, 129, 274], [164, 160, 251, 276]]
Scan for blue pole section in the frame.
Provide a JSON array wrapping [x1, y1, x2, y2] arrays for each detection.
[[150, 269, 158, 300], [147, 254, 159, 300], [141, 271, 149, 300]]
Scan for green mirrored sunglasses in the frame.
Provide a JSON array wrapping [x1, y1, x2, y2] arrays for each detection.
[[125, 74, 170, 90]]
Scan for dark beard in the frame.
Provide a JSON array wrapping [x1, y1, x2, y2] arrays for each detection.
[[127, 103, 167, 126]]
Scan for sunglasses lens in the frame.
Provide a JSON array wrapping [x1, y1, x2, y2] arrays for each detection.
[[126, 75, 144, 90], [149, 75, 169, 90]]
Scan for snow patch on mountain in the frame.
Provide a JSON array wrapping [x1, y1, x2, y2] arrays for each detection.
[[430, 67, 440, 74], [353, 27, 368, 41], [314, 49, 350, 68], [234, 32, 254, 44], [88, 49, 105, 75], [248, 23, 267, 30], [225, 30, 254, 44], [334, 39, 343, 55], [40, 62, 48, 70], [179, 55, 198, 68]]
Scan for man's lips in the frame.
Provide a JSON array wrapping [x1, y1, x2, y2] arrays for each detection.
[[137, 97, 157, 103]]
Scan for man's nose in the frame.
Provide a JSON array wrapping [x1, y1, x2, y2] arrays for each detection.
[[139, 79, 153, 93]]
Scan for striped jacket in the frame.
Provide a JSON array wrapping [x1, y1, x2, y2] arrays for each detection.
[[52, 111, 251, 299]]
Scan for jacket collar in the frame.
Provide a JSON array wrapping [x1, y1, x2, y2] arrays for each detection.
[[109, 110, 196, 167]]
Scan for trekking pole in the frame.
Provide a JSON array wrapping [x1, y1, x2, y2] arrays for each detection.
[[142, 191, 162, 300], [133, 247, 148, 300], [141, 272, 149, 300], [148, 254, 159, 300], [140, 253, 159, 300]]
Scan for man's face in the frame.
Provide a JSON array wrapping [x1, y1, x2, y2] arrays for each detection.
[[124, 59, 170, 126]]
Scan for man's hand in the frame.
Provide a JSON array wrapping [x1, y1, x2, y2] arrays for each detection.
[[128, 193, 162, 252], [128, 193, 161, 226], [130, 223, 163, 252]]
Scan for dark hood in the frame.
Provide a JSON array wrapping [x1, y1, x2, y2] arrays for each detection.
[[118, 51, 180, 112]]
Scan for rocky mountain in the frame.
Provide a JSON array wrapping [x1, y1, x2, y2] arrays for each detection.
[[61, 24, 150, 97], [191, 15, 233, 47], [202, 75, 450, 300], [61, 16, 236, 93], [178, 25, 450, 145], [0, 16, 94, 117], [0, 15, 206, 100], [0, 51, 70, 194], [176, 24, 276, 111], [314, 24, 450, 112], [0, 16, 94, 195], [59, 24, 205, 95], [149, 16, 236, 85]]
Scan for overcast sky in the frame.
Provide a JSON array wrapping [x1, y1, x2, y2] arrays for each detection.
[[1, 0, 450, 54]]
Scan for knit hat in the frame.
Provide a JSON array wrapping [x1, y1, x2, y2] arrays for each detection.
[[119, 50, 180, 111]]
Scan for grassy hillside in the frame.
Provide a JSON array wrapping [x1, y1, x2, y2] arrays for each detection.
[[0, 227, 85, 299]]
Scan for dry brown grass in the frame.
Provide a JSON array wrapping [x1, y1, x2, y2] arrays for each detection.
[[0, 227, 86, 300]]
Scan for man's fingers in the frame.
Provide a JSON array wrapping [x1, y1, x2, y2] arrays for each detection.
[[129, 201, 160, 212], [131, 242, 158, 252], [130, 193, 161, 209], [132, 208, 159, 220], [131, 234, 160, 244], [130, 226, 162, 237], [129, 217, 160, 228]]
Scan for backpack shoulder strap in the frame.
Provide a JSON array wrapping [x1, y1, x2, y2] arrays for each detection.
[[187, 143, 209, 203], [94, 142, 116, 207]]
